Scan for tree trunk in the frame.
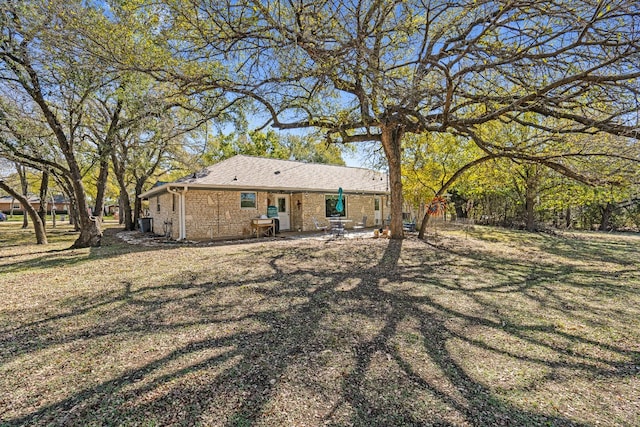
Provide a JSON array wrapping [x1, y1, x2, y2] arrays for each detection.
[[55, 175, 79, 230], [598, 202, 614, 231], [67, 157, 103, 247], [68, 162, 102, 247], [522, 165, 538, 232], [0, 181, 47, 244], [64, 145, 101, 246], [16, 54, 102, 248], [525, 192, 536, 231], [417, 154, 501, 239], [113, 154, 134, 230], [380, 124, 405, 239], [133, 179, 145, 230], [450, 191, 468, 219], [110, 130, 135, 230], [120, 189, 133, 230], [565, 206, 571, 228], [71, 216, 102, 248], [71, 206, 79, 229], [60, 180, 80, 231], [93, 156, 109, 222], [38, 171, 49, 227], [67, 193, 80, 230], [16, 163, 29, 229]]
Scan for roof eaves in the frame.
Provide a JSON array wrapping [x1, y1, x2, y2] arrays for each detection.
[[139, 183, 389, 198]]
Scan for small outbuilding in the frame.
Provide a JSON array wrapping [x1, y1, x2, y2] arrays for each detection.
[[139, 155, 389, 240]]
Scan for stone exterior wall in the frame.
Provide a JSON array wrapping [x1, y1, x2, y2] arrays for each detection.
[[290, 193, 304, 232], [182, 189, 272, 240], [148, 192, 179, 239], [147, 189, 388, 240], [299, 192, 388, 231]]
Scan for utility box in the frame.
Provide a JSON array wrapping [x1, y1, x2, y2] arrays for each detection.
[[138, 217, 153, 233], [267, 205, 279, 234]]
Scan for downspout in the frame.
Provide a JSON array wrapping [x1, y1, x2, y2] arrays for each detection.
[[166, 186, 188, 240], [166, 187, 181, 240], [181, 186, 188, 239]]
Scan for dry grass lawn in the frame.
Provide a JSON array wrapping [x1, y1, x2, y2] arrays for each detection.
[[1, 221, 639, 426]]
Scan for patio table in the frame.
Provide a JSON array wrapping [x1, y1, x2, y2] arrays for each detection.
[[251, 218, 275, 237], [329, 218, 352, 237]]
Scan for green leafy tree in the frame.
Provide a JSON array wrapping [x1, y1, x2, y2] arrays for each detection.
[[0, 0, 117, 247], [203, 129, 346, 165], [90, 74, 219, 230], [402, 132, 485, 221], [148, 0, 640, 239], [404, 116, 640, 233], [1, 0, 242, 243]]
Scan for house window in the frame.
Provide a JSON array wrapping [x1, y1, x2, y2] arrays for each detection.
[[156, 196, 161, 212], [172, 194, 176, 212], [240, 192, 256, 209], [325, 194, 346, 217]]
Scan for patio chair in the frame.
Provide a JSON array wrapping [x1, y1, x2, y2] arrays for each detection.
[[353, 215, 367, 229], [312, 217, 328, 233]]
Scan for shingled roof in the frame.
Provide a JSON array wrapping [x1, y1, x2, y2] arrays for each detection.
[[141, 155, 388, 198]]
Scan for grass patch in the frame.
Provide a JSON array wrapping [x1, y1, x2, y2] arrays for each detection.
[[1, 222, 639, 426]]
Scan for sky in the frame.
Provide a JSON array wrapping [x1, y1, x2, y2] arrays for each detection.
[[343, 150, 364, 168]]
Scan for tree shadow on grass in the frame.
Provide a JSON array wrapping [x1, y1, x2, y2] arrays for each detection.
[[0, 228, 188, 274], [523, 232, 640, 272], [464, 227, 640, 267], [2, 234, 638, 426]]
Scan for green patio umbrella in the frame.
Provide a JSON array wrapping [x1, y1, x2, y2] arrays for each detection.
[[336, 187, 344, 214]]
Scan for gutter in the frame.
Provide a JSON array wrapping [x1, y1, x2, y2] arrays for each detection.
[[140, 182, 390, 199]]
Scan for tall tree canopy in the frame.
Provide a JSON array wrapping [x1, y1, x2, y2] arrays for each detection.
[[0, 0, 240, 245], [150, 0, 640, 238], [2, 0, 639, 242], [0, 0, 111, 247], [201, 129, 346, 165]]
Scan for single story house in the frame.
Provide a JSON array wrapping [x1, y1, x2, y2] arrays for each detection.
[[139, 155, 390, 240], [0, 194, 70, 214]]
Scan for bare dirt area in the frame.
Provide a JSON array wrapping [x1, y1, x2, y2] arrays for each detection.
[[1, 223, 639, 426]]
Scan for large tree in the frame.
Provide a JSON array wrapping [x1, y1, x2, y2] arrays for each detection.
[[68, 1, 251, 232], [404, 116, 640, 235], [106, 82, 216, 231], [0, 0, 113, 247], [0, 180, 47, 243], [0, 0, 233, 243], [150, 0, 640, 238], [0, 158, 47, 243], [201, 129, 346, 165], [0, 91, 81, 225]]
